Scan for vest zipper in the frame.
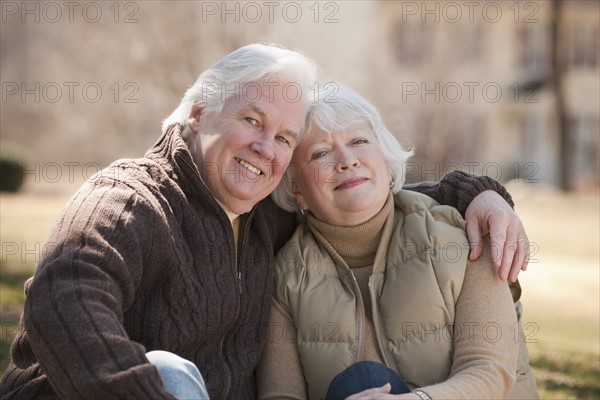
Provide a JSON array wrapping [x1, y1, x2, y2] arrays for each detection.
[[369, 276, 395, 367], [348, 272, 367, 361]]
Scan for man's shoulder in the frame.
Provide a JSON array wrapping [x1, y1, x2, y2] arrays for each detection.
[[62, 157, 172, 219], [100, 157, 158, 184], [81, 157, 171, 197], [257, 197, 298, 253]]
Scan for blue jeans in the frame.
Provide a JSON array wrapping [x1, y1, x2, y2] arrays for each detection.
[[326, 361, 410, 400], [146, 350, 210, 399]]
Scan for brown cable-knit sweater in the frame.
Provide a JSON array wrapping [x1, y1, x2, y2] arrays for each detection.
[[0, 124, 513, 400]]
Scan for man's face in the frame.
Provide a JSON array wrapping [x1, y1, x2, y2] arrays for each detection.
[[187, 80, 305, 214]]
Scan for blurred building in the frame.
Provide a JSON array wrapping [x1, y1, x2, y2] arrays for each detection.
[[198, 0, 599, 189], [376, 0, 599, 189], [1, 0, 598, 191], [558, 1, 600, 189]]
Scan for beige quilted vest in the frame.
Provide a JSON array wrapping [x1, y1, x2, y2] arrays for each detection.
[[274, 190, 538, 399]]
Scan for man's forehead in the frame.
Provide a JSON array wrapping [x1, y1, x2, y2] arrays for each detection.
[[222, 83, 301, 108]]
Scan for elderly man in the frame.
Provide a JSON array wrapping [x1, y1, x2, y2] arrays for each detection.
[[0, 44, 527, 400]]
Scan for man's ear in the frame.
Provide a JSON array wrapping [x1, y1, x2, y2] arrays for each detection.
[[187, 104, 204, 133]]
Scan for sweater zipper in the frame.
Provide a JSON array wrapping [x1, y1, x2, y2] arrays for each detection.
[[176, 152, 246, 398], [221, 211, 254, 399], [235, 213, 252, 295], [218, 218, 237, 399]]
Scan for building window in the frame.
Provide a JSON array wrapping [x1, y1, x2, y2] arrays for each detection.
[[390, 19, 429, 65], [451, 114, 484, 162], [568, 116, 600, 187], [517, 23, 551, 77], [456, 23, 483, 64], [570, 25, 599, 69], [520, 113, 543, 156]]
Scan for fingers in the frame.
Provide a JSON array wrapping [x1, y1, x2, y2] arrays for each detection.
[[465, 221, 483, 261], [508, 233, 530, 282], [345, 383, 391, 400], [464, 192, 491, 262], [464, 189, 532, 281], [522, 236, 531, 271], [498, 220, 522, 280], [488, 216, 508, 271]]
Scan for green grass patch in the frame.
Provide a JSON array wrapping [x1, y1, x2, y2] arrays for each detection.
[[0, 314, 20, 378], [1, 192, 599, 399], [0, 270, 30, 308], [531, 349, 600, 399]]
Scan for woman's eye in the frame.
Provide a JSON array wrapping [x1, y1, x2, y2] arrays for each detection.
[[310, 150, 327, 160], [352, 138, 368, 145]]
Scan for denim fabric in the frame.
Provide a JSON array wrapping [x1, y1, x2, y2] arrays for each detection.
[[326, 361, 410, 400], [147, 350, 210, 399]]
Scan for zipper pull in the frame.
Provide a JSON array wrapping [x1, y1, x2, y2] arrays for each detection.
[[238, 271, 243, 294]]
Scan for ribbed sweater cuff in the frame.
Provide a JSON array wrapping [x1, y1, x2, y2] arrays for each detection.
[[407, 171, 515, 217]]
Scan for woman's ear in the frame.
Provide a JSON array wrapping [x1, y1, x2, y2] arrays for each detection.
[[293, 183, 308, 211]]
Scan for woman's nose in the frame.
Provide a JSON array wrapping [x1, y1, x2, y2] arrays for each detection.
[[335, 149, 360, 172]]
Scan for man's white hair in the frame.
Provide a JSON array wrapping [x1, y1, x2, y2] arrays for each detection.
[[161, 43, 318, 133]]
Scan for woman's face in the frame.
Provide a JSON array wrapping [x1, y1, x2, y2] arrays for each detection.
[[292, 123, 392, 227]]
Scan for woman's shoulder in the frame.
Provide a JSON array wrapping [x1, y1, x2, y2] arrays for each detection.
[[274, 223, 334, 274], [394, 190, 466, 231]]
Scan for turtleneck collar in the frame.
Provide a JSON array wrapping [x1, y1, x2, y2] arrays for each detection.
[[307, 193, 395, 268]]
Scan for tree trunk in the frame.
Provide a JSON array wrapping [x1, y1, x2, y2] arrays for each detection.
[[552, 0, 570, 190]]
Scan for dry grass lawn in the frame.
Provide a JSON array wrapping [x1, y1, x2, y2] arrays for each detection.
[[1, 183, 599, 398]]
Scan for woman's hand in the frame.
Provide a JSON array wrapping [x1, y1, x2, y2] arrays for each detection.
[[465, 190, 530, 282], [345, 384, 421, 399]]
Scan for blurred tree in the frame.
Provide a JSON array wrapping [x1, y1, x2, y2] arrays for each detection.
[[552, 0, 569, 190]]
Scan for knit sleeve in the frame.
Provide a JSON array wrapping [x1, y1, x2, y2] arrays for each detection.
[[256, 300, 307, 400], [404, 171, 515, 216], [261, 197, 299, 254], [415, 236, 519, 399], [21, 177, 179, 400]]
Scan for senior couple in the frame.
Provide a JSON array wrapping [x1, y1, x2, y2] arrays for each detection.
[[0, 44, 538, 399]]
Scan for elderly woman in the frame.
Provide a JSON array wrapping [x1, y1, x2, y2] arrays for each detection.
[[257, 84, 538, 400]]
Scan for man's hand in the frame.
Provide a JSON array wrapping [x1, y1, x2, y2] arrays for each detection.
[[465, 190, 530, 282]]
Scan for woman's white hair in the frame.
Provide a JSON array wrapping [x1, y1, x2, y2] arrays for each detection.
[[161, 43, 318, 133], [272, 83, 414, 213]]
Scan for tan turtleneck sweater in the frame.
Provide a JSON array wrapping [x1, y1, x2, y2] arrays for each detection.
[[256, 194, 517, 400], [306, 194, 395, 364]]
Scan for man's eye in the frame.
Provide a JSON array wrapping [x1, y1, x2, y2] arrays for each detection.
[[276, 135, 290, 145], [244, 117, 259, 126]]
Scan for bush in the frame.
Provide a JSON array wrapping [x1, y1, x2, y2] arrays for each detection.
[[0, 159, 24, 192], [0, 142, 29, 193]]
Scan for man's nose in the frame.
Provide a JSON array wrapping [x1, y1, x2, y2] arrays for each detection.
[[250, 135, 275, 161]]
